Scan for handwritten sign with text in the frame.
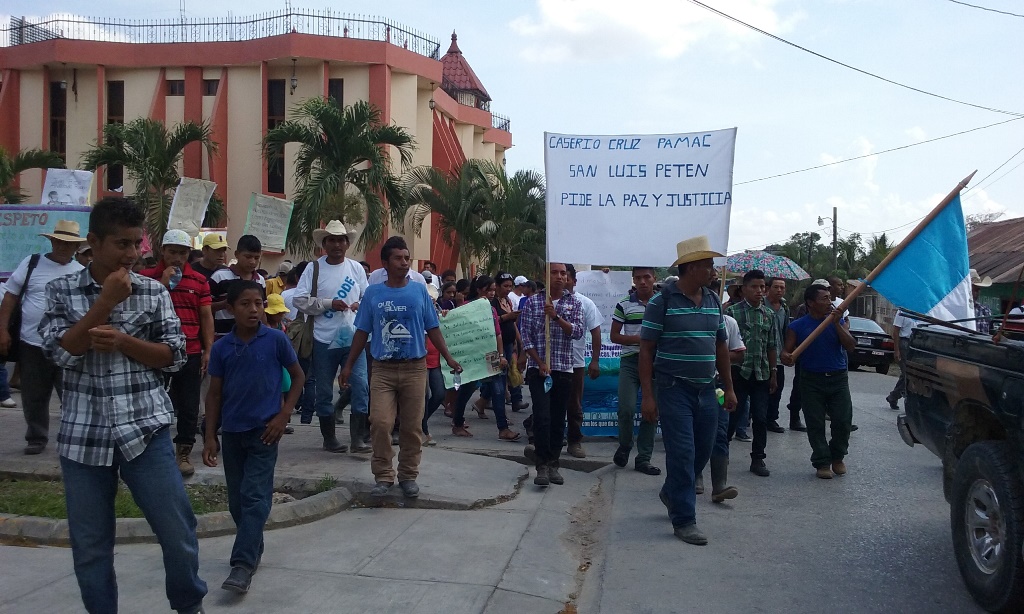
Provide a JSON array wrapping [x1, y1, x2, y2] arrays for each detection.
[[41, 169, 94, 207], [243, 193, 294, 252], [544, 129, 736, 265], [167, 178, 217, 236], [440, 298, 500, 389], [575, 270, 634, 359], [0, 206, 92, 277]]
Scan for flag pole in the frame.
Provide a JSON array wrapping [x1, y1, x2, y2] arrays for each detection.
[[545, 262, 552, 366], [789, 170, 977, 361]]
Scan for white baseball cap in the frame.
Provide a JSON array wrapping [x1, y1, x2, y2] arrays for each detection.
[[514, 275, 529, 286], [162, 229, 192, 248]]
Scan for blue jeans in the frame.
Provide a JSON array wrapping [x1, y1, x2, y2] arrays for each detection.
[[312, 341, 367, 418], [712, 405, 730, 459], [453, 377, 509, 431], [60, 428, 207, 613], [0, 361, 10, 400], [422, 366, 446, 435], [221, 428, 277, 571], [297, 356, 316, 423], [656, 377, 719, 529]]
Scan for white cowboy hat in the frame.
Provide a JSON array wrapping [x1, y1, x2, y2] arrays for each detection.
[[312, 220, 356, 245], [970, 268, 993, 287], [670, 236, 723, 267], [40, 220, 89, 243]]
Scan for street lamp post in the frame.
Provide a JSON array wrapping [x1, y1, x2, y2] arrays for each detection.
[[818, 206, 838, 272]]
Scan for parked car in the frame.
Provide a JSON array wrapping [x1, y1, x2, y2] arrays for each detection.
[[846, 316, 894, 374]]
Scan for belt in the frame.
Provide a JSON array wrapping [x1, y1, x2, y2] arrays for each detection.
[[375, 357, 425, 364]]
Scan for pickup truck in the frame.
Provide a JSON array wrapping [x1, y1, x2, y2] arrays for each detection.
[[897, 325, 1024, 613]]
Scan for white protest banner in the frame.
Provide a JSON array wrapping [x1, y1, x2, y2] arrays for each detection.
[[41, 169, 94, 207], [0, 206, 92, 277], [574, 270, 634, 359], [243, 193, 294, 252], [167, 178, 217, 236], [440, 298, 501, 389], [544, 129, 736, 266]]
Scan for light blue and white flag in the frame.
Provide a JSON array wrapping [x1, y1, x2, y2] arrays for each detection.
[[869, 194, 975, 330]]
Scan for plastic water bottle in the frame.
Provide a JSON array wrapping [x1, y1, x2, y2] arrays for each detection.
[[452, 372, 462, 391], [716, 388, 725, 406], [169, 267, 182, 290]]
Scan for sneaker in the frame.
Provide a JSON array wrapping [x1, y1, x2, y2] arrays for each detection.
[[547, 464, 564, 485], [735, 432, 752, 443], [567, 443, 586, 458], [422, 434, 437, 446], [816, 466, 834, 479], [534, 465, 550, 486], [370, 482, 393, 497], [221, 566, 252, 594], [0, 397, 16, 408], [831, 460, 847, 475], [749, 460, 770, 477], [283, 425, 294, 434], [24, 442, 45, 455], [399, 480, 420, 498], [613, 446, 630, 467], [673, 524, 708, 546]]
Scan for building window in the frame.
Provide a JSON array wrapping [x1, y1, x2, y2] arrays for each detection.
[[267, 79, 286, 194], [49, 82, 67, 161], [166, 80, 185, 96], [202, 79, 219, 96], [328, 78, 343, 104], [106, 81, 125, 191]]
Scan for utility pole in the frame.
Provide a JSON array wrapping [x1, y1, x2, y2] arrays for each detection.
[[832, 205, 838, 272]]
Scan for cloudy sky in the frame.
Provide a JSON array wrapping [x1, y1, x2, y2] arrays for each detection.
[[4, 0, 1022, 255]]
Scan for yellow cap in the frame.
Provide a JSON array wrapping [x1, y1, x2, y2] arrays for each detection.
[[202, 233, 228, 250]]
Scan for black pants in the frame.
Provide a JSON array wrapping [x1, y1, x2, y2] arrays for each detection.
[[767, 365, 785, 423], [526, 368, 572, 466], [788, 367, 802, 413], [166, 354, 202, 446], [728, 368, 771, 461], [20, 343, 63, 445]]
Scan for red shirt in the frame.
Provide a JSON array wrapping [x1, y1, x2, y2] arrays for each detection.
[[140, 261, 212, 355]]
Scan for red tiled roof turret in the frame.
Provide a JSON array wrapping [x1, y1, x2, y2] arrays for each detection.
[[441, 31, 491, 102]]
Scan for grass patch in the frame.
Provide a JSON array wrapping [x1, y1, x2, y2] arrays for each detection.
[[0, 479, 230, 519], [313, 474, 339, 494]]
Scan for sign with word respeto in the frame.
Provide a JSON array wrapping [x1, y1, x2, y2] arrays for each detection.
[[167, 178, 217, 236], [544, 129, 736, 266], [243, 193, 294, 252], [440, 298, 501, 389], [574, 270, 634, 359], [41, 169, 94, 207], [0, 206, 92, 277]]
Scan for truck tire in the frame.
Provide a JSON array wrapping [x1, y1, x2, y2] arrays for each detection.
[[951, 441, 1024, 612], [875, 364, 890, 375]]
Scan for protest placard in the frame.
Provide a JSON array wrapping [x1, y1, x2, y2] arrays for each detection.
[[0, 206, 92, 277], [41, 169, 94, 207], [167, 178, 217, 236], [544, 129, 736, 266], [575, 269, 634, 360], [440, 298, 501, 389], [243, 193, 294, 252]]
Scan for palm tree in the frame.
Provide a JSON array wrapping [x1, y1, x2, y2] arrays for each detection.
[[398, 159, 491, 275], [81, 118, 216, 246], [475, 161, 546, 277], [0, 147, 66, 204], [863, 232, 896, 271], [263, 98, 415, 256]]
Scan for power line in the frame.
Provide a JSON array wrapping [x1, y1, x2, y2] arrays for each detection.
[[964, 157, 1024, 199], [947, 0, 1024, 18], [964, 145, 1024, 193], [685, 0, 1024, 117], [735, 117, 1023, 185]]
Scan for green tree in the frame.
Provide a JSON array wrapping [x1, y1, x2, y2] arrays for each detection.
[[0, 147, 66, 204], [862, 232, 896, 271], [475, 161, 546, 277], [263, 98, 415, 256], [81, 118, 217, 246]]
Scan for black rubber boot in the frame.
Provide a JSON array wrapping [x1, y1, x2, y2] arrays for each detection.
[[319, 416, 348, 453], [349, 413, 372, 453], [710, 456, 739, 503]]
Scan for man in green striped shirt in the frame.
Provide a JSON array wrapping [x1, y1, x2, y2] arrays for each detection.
[[639, 236, 737, 546]]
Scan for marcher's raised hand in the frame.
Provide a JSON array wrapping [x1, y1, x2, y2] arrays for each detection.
[[99, 267, 133, 307], [641, 395, 658, 424], [202, 438, 219, 467]]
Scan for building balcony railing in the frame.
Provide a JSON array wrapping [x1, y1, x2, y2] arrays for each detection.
[[2, 10, 442, 60], [491, 113, 511, 133]]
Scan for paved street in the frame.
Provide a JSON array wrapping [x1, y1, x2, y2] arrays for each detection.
[[0, 366, 986, 613]]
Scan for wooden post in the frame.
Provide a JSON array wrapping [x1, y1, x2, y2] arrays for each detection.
[[544, 262, 552, 366], [719, 265, 727, 302], [790, 171, 977, 360]]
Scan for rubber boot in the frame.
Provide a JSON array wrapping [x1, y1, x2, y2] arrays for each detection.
[[349, 413, 372, 453], [709, 456, 738, 503], [319, 416, 348, 453]]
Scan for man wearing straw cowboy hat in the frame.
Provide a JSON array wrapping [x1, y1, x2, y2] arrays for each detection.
[[0, 219, 87, 455], [639, 235, 737, 545], [970, 269, 993, 334]]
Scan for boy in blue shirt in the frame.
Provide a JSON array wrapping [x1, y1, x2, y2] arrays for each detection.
[[340, 236, 461, 499], [202, 281, 305, 594]]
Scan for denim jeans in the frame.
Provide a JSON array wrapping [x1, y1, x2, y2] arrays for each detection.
[[221, 428, 278, 571], [656, 377, 719, 528], [20, 343, 63, 445], [422, 366, 446, 436], [452, 377, 509, 431], [0, 361, 11, 400], [526, 368, 572, 466], [312, 341, 367, 418], [729, 368, 771, 460], [617, 354, 655, 465], [60, 428, 207, 613], [297, 356, 316, 422]]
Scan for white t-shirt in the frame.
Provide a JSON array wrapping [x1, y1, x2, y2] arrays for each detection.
[[507, 291, 523, 306], [294, 256, 368, 345], [3, 254, 84, 347], [892, 311, 918, 338], [368, 268, 427, 287], [280, 287, 298, 322], [724, 314, 745, 352], [832, 297, 850, 320], [572, 292, 603, 368]]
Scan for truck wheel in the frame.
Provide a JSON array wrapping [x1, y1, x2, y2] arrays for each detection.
[[951, 441, 1024, 612], [875, 364, 890, 375]]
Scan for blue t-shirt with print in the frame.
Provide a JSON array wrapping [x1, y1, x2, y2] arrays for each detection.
[[355, 281, 439, 360], [208, 323, 299, 432]]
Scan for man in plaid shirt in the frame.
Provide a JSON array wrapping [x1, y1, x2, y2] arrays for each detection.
[[40, 198, 207, 614], [518, 262, 585, 487]]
